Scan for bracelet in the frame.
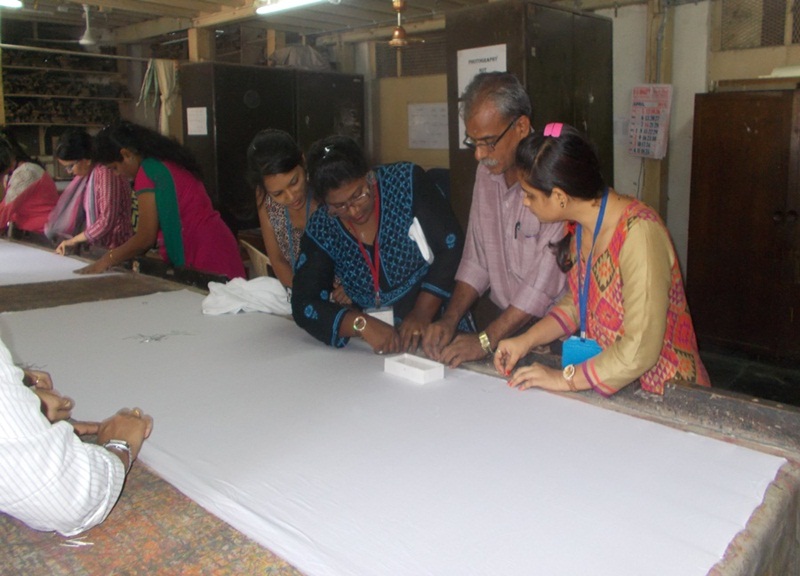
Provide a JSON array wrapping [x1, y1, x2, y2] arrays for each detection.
[[108, 249, 115, 265], [103, 439, 133, 474], [478, 331, 493, 356]]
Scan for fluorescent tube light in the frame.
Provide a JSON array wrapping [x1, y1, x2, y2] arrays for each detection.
[[0, 0, 23, 8], [256, 0, 325, 16]]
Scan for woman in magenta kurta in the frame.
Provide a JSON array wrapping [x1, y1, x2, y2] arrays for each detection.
[[79, 121, 245, 280]]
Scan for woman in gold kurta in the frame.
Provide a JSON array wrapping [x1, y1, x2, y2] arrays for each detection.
[[494, 123, 710, 395]]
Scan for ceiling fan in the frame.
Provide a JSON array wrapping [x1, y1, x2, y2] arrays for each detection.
[[388, 0, 424, 48], [23, 4, 105, 52]]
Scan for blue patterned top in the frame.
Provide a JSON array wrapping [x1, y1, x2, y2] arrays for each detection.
[[292, 162, 465, 347]]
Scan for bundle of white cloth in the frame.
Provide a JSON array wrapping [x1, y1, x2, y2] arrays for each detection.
[[201, 276, 291, 316]]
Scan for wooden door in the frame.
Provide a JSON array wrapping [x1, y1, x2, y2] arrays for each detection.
[[687, 90, 795, 356]]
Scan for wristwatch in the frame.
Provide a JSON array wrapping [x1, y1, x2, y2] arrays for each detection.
[[104, 439, 133, 474], [478, 331, 493, 356], [562, 364, 577, 391], [353, 315, 367, 335]]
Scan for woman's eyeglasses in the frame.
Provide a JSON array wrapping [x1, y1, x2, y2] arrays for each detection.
[[327, 185, 371, 216], [462, 116, 520, 151]]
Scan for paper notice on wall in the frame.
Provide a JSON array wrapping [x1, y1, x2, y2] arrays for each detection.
[[627, 84, 673, 159], [408, 103, 448, 150], [186, 107, 208, 136], [457, 44, 507, 149]]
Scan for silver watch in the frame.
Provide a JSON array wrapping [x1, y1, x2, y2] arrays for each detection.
[[104, 439, 133, 474]]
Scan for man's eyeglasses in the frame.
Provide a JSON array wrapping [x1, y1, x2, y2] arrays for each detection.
[[462, 116, 520, 151], [327, 184, 371, 216]]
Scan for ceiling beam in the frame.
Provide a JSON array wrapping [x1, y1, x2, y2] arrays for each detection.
[[63, 0, 199, 19], [113, 0, 220, 12], [191, 2, 260, 28], [112, 16, 195, 43]]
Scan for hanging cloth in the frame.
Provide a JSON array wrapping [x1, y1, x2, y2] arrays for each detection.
[[137, 59, 179, 134]]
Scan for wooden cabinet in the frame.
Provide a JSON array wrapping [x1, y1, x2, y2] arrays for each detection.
[[687, 89, 800, 359]]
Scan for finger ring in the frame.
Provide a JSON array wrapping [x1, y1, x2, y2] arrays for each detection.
[[412, 331, 421, 336], [377, 350, 384, 355], [132, 409, 141, 417]]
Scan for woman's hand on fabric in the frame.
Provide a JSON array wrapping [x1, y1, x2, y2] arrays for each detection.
[[76, 259, 109, 275], [421, 319, 457, 361], [34, 388, 75, 423], [362, 320, 401, 355], [493, 336, 529, 377], [506, 363, 565, 391], [398, 313, 430, 352], [55, 238, 74, 256]]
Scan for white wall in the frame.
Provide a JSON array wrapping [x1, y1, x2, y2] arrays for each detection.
[[598, 1, 710, 272], [667, 2, 710, 274], [597, 4, 648, 200]]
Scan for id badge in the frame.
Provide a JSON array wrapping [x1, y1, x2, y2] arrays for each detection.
[[365, 306, 394, 326], [561, 335, 602, 368]]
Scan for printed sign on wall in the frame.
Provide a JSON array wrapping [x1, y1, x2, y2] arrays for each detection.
[[628, 84, 673, 160]]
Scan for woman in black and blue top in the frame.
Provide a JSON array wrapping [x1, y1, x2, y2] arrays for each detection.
[[292, 135, 467, 355]]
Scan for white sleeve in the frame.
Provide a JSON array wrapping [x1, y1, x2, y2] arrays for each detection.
[[0, 340, 126, 536], [4, 163, 44, 204]]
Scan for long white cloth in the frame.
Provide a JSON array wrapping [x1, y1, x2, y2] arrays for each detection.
[[0, 239, 115, 286], [0, 290, 786, 575]]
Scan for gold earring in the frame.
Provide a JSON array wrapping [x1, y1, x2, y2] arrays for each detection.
[[560, 201, 565, 208]]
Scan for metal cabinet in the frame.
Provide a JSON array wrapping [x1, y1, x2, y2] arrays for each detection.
[[180, 62, 364, 232], [445, 0, 613, 228]]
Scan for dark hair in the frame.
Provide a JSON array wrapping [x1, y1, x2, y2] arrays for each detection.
[[306, 135, 369, 201], [246, 129, 304, 204], [55, 128, 93, 161], [460, 72, 532, 123], [93, 120, 203, 180], [515, 124, 605, 272], [0, 127, 38, 173]]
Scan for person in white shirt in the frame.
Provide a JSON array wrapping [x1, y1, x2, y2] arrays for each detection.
[[0, 336, 153, 536]]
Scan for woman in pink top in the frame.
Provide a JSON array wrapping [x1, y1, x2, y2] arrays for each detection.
[[48, 128, 134, 254], [0, 130, 58, 236], [79, 121, 245, 280]]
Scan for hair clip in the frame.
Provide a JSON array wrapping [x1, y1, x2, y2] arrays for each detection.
[[543, 123, 563, 138], [323, 144, 335, 158]]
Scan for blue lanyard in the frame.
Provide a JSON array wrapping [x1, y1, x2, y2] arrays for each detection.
[[284, 193, 312, 272], [575, 189, 609, 339]]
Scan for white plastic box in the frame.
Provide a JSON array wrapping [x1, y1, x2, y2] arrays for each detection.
[[384, 353, 445, 384]]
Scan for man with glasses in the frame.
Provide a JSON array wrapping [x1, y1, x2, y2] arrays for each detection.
[[423, 72, 566, 367]]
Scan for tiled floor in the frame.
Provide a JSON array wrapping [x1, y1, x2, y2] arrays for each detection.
[[701, 351, 800, 407]]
